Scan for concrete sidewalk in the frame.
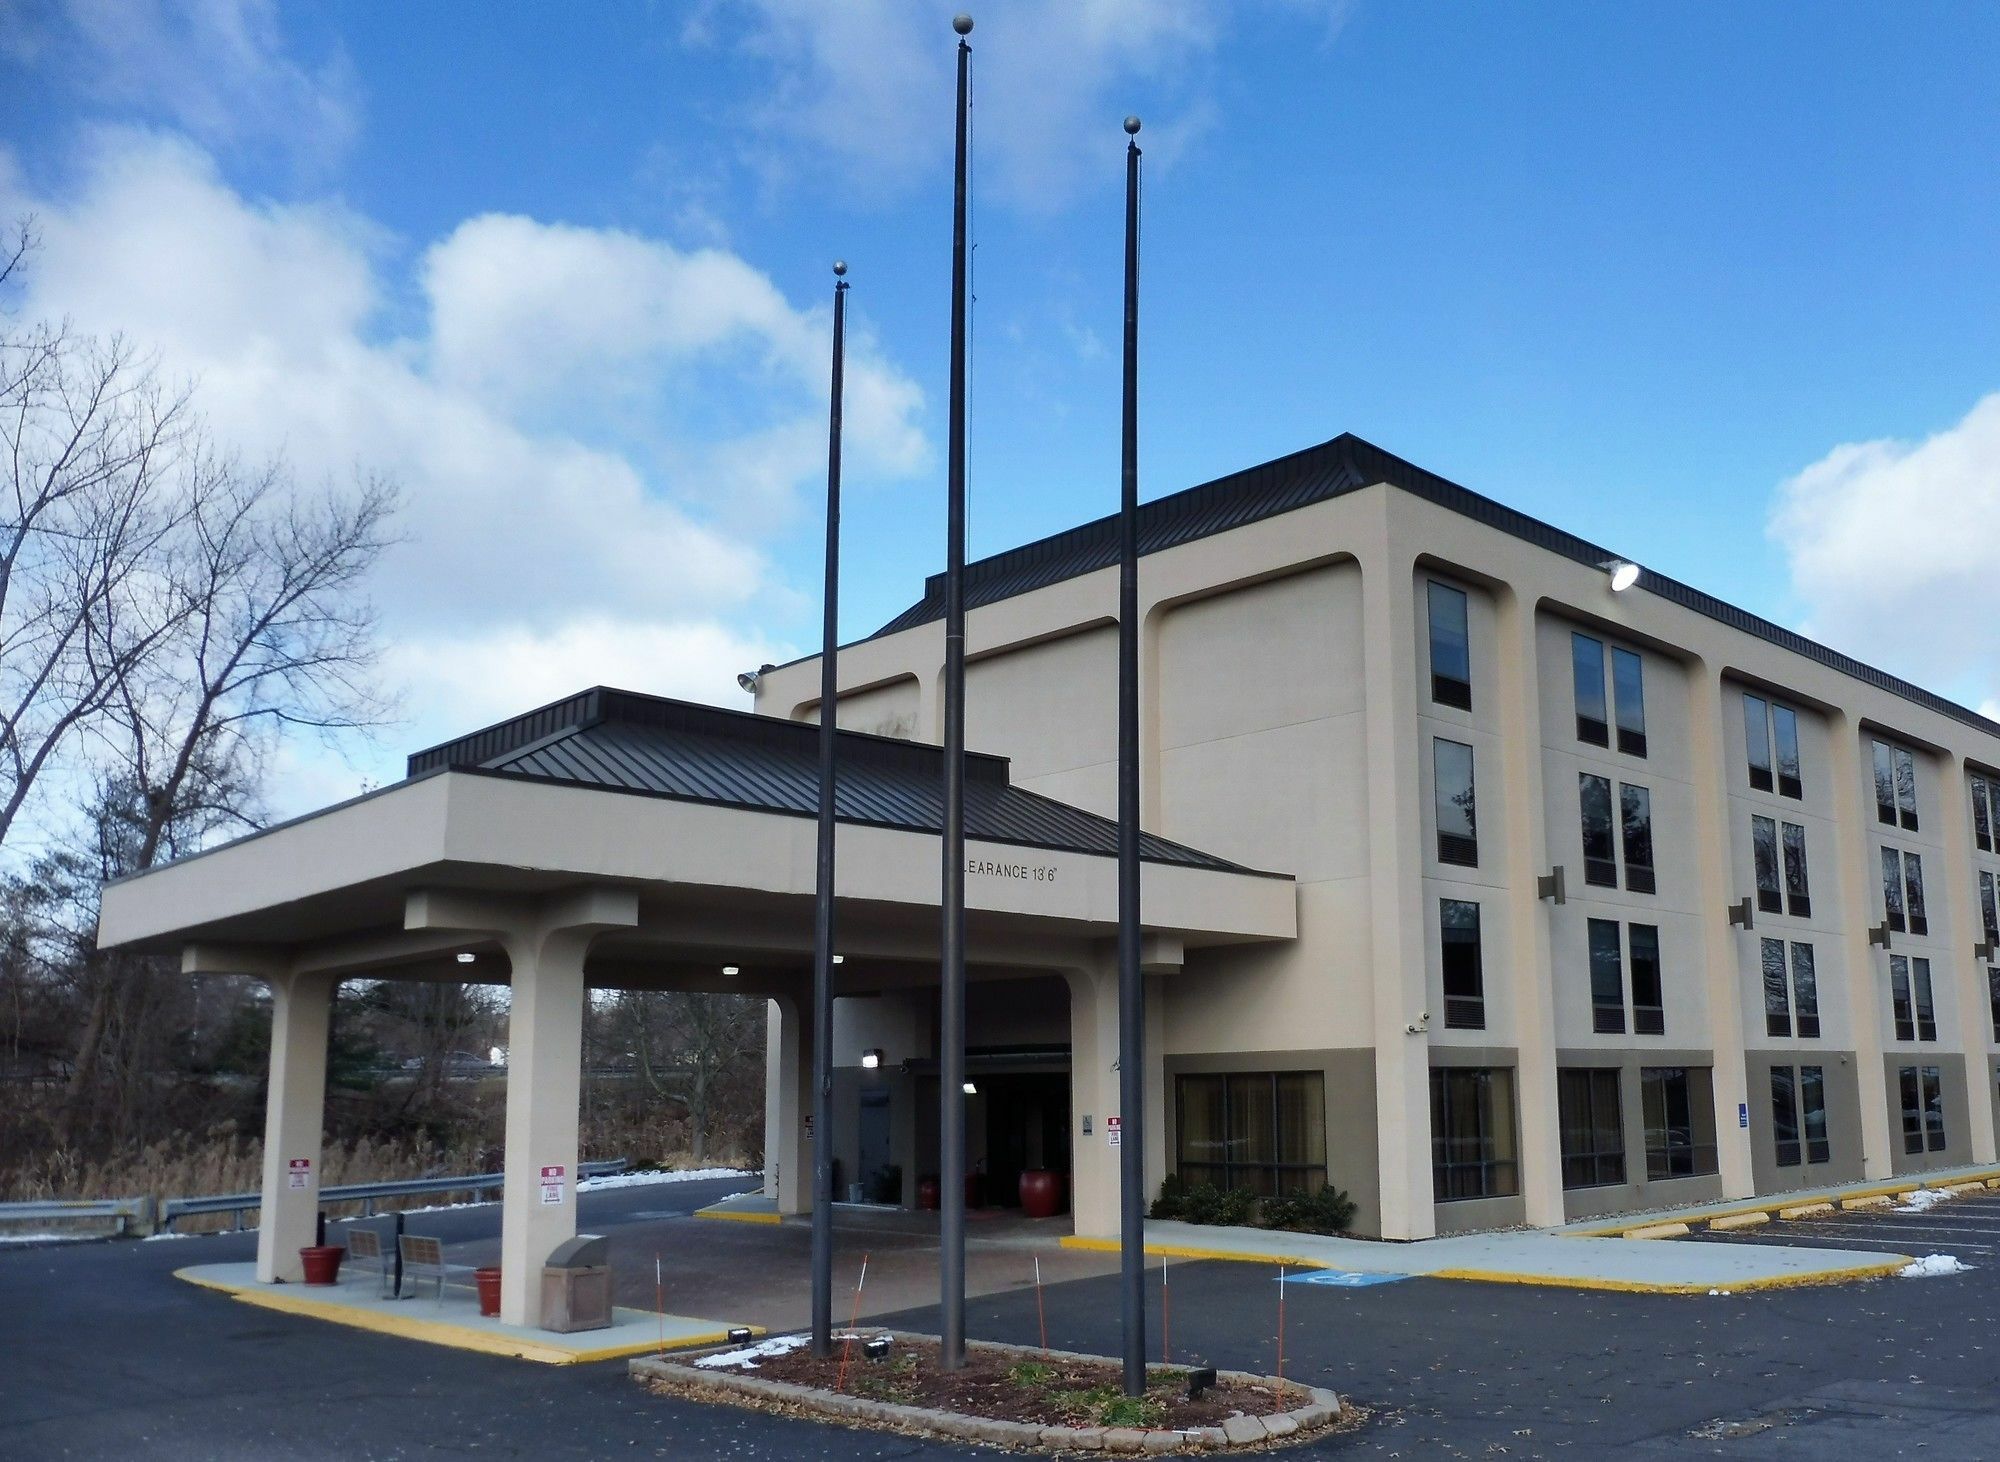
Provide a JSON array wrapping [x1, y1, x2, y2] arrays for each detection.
[[1064, 1217, 1911, 1293]]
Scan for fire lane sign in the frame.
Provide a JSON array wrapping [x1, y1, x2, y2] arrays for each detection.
[[540, 1165, 566, 1205], [1106, 1115, 1122, 1149], [287, 1158, 312, 1191]]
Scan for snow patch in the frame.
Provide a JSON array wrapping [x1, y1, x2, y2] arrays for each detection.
[[0, 1232, 99, 1245], [693, 1333, 808, 1370], [577, 1167, 750, 1193], [1894, 1188, 1951, 1213], [1899, 1254, 1971, 1278]]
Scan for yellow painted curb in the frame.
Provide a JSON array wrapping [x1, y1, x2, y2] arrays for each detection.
[[1432, 1258, 1911, 1295], [1944, 1182, 1987, 1197], [1565, 1166, 2000, 1237], [1841, 1195, 1891, 1211], [694, 1207, 782, 1226], [1709, 1212, 1770, 1232], [1778, 1202, 1835, 1220], [1057, 1234, 1323, 1269], [1623, 1222, 1691, 1240], [175, 1269, 758, 1366]]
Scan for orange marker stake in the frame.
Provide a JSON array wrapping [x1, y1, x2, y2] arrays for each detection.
[[835, 1253, 870, 1393], [1034, 1255, 1049, 1354]]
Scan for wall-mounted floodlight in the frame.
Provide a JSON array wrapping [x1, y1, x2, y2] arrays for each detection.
[[1977, 941, 1996, 963], [861, 1049, 883, 1070], [962, 1081, 978, 1096], [1537, 867, 1567, 905], [736, 670, 761, 693], [1868, 923, 1892, 951], [456, 952, 476, 964], [722, 964, 740, 977], [1728, 897, 1755, 931], [1603, 560, 1640, 593]]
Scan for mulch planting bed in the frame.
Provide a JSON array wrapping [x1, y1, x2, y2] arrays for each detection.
[[690, 1334, 1295, 1431]]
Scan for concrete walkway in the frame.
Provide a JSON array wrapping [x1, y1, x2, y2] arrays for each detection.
[[1064, 1217, 1911, 1293], [177, 1263, 759, 1365]]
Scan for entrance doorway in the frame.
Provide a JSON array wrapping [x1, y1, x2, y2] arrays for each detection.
[[980, 1071, 1071, 1210]]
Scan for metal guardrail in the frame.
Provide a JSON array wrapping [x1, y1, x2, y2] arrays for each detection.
[[155, 1157, 632, 1232], [0, 1196, 155, 1237]]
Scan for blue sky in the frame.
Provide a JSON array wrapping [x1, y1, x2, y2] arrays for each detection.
[[4, 1, 1998, 809]]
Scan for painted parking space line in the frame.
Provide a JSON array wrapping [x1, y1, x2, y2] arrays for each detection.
[[1699, 1229, 1997, 1255], [1790, 1222, 2000, 1242], [1278, 1270, 1412, 1288]]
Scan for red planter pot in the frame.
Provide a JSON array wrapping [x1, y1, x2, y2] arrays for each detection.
[[298, 1245, 344, 1285], [474, 1266, 503, 1318], [916, 1176, 941, 1211], [1018, 1169, 1067, 1219]]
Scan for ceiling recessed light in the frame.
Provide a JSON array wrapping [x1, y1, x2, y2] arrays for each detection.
[[456, 952, 475, 964], [722, 965, 740, 977]]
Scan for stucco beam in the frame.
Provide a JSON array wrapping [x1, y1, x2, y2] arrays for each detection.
[[405, 885, 640, 941], [181, 943, 286, 978]]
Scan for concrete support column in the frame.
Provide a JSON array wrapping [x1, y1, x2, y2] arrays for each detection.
[[1492, 586, 1564, 1227], [1359, 505, 1434, 1240], [1687, 660, 1756, 1198], [255, 971, 336, 1283], [1065, 954, 1166, 1238], [1936, 753, 1998, 1164], [1827, 713, 1895, 1178], [767, 991, 815, 1215]]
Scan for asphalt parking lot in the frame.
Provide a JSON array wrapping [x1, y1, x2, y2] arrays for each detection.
[[8, 1180, 2000, 1460], [1682, 1184, 2000, 1267]]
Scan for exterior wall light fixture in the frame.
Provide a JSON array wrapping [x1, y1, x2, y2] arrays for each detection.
[[722, 964, 740, 976], [456, 952, 476, 964], [861, 1049, 883, 1070], [962, 1081, 978, 1096], [1603, 559, 1640, 592]]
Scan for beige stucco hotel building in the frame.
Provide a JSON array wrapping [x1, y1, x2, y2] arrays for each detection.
[[95, 430, 2000, 1325]]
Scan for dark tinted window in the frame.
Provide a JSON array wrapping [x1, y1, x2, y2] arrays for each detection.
[[1589, 918, 1625, 1034], [1923, 1064, 1946, 1151], [1612, 648, 1646, 757], [1430, 1067, 1519, 1201], [1744, 693, 1772, 791], [1792, 942, 1820, 1039], [1572, 633, 1608, 746], [1904, 851, 1927, 937], [1801, 1065, 1830, 1163], [1761, 938, 1791, 1038], [1641, 1066, 1717, 1179], [1975, 774, 1994, 853], [1427, 581, 1472, 710], [1175, 1071, 1328, 1196], [1771, 1066, 1801, 1168], [1629, 924, 1663, 1035], [1621, 784, 1655, 894], [1982, 871, 1998, 948], [1753, 816, 1782, 914], [1895, 747, 1919, 831], [1782, 822, 1811, 918], [1913, 957, 1937, 1042], [1580, 774, 1616, 887], [1773, 706, 1802, 798], [1899, 1066, 1924, 1154], [1557, 1068, 1625, 1189], [1891, 955, 1915, 1041], [1874, 742, 1898, 826], [1441, 899, 1484, 1031], [1434, 739, 1477, 867], [1882, 847, 1906, 932]]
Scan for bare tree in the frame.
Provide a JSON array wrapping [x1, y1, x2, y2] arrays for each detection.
[[615, 990, 763, 1163]]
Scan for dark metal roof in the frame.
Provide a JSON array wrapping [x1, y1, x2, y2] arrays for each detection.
[[865, 432, 2000, 741], [407, 688, 1278, 877]]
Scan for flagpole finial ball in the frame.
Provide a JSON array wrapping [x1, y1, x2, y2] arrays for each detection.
[[953, 14, 973, 34], [1124, 116, 1142, 135], [832, 260, 847, 277]]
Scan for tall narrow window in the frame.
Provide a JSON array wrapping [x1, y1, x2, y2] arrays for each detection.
[[1589, 918, 1625, 1034], [1761, 938, 1791, 1038], [1771, 1067, 1801, 1168], [1895, 746, 1919, 831], [1580, 774, 1617, 887], [1781, 822, 1811, 919], [1792, 942, 1821, 1039], [1801, 1065, 1830, 1164], [1440, 899, 1485, 1031], [1922, 1064, 1946, 1152], [1899, 1066, 1926, 1154], [1753, 816, 1783, 914], [1556, 1069, 1625, 1189], [1629, 924, 1664, 1035], [1904, 851, 1928, 937], [1641, 1067, 1717, 1178], [1874, 741, 1898, 826], [1427, 581, 1472, 710], [1434, 739, 1478, 867], [1621, 784, 1655, 894], [1988, 966, 2000, 1043], [1774, 705, 1802, 799], [1572, 633, 1608, 746], [1974, 774, 1993, 854], [1744, 693, 1772, 791], [1912, 956, 1937, 1042], [1429, 1067, 1519, 1200], [1612, 647, 1646, 757], [1890, 955, 1916, 1041], [1982, 871, 1999, 949], [1882, 847, 1906, 933]]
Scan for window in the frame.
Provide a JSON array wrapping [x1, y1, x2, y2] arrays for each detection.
[[1982, 870, 1998, 950], [1874, 740, 1919, 830], [1770, 1066, 1800, 1168], [1175, 1072, 1327, 1196], [1629, 924, 1664, 1035], [1988, 966, 2000, 1043], [1753, 816, 1783, 915], [1580, 774, 1617, 887], [1612, 647, 1647, 757], [1881, 847, 1906, 933], [1744, 694, 1772, 792], [1761, 938, 1792, 1038], [1429, 1066, 1519, 1200], [1434, 739, 1478, 867], [1557, 1069, 1625, 1189], [1774, 706, 1802, 799], [1890, 954, 1936, 1042], [1440, 899, 1484, 1031], [1781, 822, 1811, 918], [1904, 852, 1927, 937], [1898, 1064, 1946, 1155], [1771, 1065, 1831, 1169], [1572, 633, 1608, 747], [1792, 942, 1821, 1039], [1641, 1067, 1717, 1179], [1621, 784, 1655, 895], [1427, 581, 1472, 710], [1973, 773, 1994, 854], [1589, 918, 1625, 1034]]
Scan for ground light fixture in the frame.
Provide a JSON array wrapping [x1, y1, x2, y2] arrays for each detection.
[[1603, 559, 1641, 592], [861, 1049, 883, 1070]]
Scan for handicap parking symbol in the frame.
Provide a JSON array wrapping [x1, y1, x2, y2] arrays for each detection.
[[1281, 1269, 1408, 1288]]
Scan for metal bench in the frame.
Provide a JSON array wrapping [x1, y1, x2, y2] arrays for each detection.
[[345, 1225, 393, 1297], [398, 1233, 448, 1306]]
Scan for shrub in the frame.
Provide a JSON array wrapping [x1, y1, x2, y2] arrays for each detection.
[[1151, 1175, 1354, 1233], [1150, 1175, 1253, 1227], [1259, 1184, 1358, 1235]]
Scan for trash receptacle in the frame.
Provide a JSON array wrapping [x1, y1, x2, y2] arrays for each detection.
[[540, 1234, 612, 1332]]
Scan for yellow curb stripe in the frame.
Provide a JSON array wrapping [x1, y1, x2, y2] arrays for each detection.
[[1431, 1258, 1911, 1295], [1567, 1167, 2000, 1237], [694, 1207, 783, 1225], [1058, 1234, 1325, 1269], [174, 1268, 759, 1366]]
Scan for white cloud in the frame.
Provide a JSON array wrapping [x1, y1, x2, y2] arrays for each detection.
[[1770, 392, 2000, 700], [700, 0, 1275, 208], [2, 128, 924, 815]]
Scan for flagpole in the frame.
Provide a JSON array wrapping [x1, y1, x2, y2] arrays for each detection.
[[810, 259, 848, 1358], [939, 10, 974, 1373], [1115, 113, 1146, 1399]]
